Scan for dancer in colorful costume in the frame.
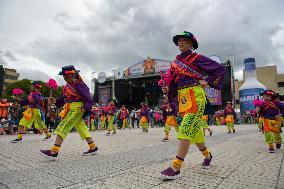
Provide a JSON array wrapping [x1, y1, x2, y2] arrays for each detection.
[[120, 105, 130, 129], [224, 102, 237, 133], [202, 114, 212, 136], [215, 110, 221, 125], [161, 99, 178, 142], [12, 81, 51, 143], [254, 96, 264, 132], [100, 104, 108, 130], [159, 31, 225, 180], [40, 65, 98, 159], [106, 99, 116, 135], [139, 102, 149, 132], [153, 108, 162, 127], [255, 90, 284, 153]]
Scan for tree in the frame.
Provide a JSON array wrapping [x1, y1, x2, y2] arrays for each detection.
[[3, 79, 63, 101]]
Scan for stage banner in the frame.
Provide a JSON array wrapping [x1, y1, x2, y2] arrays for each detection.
[[98, 86, 111, 106], [204, 86, 222, 105], [124, 57, 171, 78]]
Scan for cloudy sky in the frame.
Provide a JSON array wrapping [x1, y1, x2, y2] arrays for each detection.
[[1, 0, 284, 89]]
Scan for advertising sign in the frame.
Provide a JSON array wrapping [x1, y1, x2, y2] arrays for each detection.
[[239, 88, 264, 115], [98, 86, 111, 106], [204, 86, 222, 105]]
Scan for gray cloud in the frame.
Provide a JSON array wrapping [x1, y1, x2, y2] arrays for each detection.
[[2, 0, 284, 82], [4, 50, 17, 61], [54, 12, 82, 31], [19, 69, 50, 81], [0, 49, 17, 66]]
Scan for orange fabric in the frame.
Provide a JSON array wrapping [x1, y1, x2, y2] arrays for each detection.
[[22, 108, 33, 120], [166, 116, 178, 126], [263, 119, 278, 133], [202, 115, 208, 121], [140, 116, 148, 124], [0, 102, 9, 117], [59, 103, 71, 119], [225, 115, 234, 123], [178, 88, 197, 117], [100, 115, 106, 122]]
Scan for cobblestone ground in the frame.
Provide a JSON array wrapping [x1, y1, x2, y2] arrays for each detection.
[[0, 125, 283, 189]]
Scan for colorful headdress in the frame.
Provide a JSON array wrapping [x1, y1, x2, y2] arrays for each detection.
[[58, 65, 80, 75], [30, 81, 42, 89], [261, 90, 276, 96], [173, 31, 198, 49]]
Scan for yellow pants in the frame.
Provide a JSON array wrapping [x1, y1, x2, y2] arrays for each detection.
[[19, 108, 46, 129], [54, 102, 91, 140], [177, 86, 206, 144]]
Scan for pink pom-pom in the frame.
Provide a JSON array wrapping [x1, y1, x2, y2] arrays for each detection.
[[158, 70, 173, 86], [46, 79, 58, 90], [253, 99, 263, 107], [12, 88, 24, 95], [154, 112, 161, 121], [158, 80, 163, 86], [102, 106, 108, 112]]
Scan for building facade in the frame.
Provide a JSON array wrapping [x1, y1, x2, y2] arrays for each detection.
[[235, 65, 284, 101], [0, 65, 4, 98], [0, 67, 20, 97]]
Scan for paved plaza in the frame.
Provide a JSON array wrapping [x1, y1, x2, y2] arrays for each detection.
[[0, 125, 284, 189]]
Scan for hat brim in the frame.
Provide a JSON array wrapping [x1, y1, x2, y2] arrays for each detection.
[[263, 90, 275, 96], [58, 70, 80, 75], [173, 35, 198, 49]]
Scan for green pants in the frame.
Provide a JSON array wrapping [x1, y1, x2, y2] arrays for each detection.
[[265, 131, 282, 144], [165, 124, 179, 134], [177, 86, 206, 144], [107, 115, 116, 132], [202, 120, 209, 129], [226, 122, 235, 132], [19, 108, 46, 129], [54, 102, 91, 140]]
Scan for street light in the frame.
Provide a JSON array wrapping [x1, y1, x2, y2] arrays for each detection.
[[228, 54, 236, 108], [112, 69, 116, 100], [91, 71, 96, 96]]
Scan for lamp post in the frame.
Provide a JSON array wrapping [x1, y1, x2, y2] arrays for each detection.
[[112, 69, 116, 100], [228, 54, 236, 108], [91, 71, 96, 97]]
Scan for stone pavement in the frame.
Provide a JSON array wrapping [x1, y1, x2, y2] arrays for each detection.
[[0, 125, 283, 189]]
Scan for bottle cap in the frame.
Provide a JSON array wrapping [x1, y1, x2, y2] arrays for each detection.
[[244, 58, 256, 71]]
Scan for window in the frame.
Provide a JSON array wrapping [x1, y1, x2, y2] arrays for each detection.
[[278, 82, 284, 88], [4, 75, 18, 80]]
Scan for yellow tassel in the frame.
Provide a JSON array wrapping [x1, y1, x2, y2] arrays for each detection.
[[51, 145, 60, 153], [201, 148, 210, 157], [88, 142, 96, 149], [172, 158, 183, 170], [18, 134, 23, 139]]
